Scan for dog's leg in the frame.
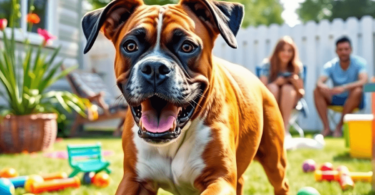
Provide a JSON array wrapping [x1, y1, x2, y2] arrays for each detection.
[[116, 175, 157, 195], [200, 178, 236, 195], [256, 99, 289, 195], [236, 175, 245, 195]]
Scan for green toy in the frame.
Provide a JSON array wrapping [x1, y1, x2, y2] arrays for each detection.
[[297, 187, 320, 195], [67, 143, 111, 177]]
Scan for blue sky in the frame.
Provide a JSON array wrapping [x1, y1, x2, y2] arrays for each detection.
[[280, 0, 304, 27]]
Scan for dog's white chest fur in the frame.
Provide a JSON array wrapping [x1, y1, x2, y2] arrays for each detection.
[[132, 119, 212, 195]]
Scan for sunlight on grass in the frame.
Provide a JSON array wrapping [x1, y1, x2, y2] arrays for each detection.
[[0, 138, 373, 195]]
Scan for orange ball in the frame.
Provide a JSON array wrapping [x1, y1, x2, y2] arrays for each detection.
[[0, 168, 18, 178], [92, 172, 110, 188]]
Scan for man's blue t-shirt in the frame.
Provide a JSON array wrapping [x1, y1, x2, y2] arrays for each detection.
[[321, 55, 367, 97]]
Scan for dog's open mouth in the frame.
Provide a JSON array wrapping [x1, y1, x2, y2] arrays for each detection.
[[131, 96, 196, 144]]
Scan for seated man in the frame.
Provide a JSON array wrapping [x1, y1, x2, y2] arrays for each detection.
[[314, 36, 368, 137]]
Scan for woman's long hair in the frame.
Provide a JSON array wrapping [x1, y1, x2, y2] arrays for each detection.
[[268, 36, 302, 82]]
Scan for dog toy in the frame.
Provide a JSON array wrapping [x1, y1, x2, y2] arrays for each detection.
[[297, 187, 320, 195], [337, 166, 354, 190], [8, 176, 28, 188], [0, 168, 18, 178], [7, 172, 67, 189], [83, 172, 95, 184], [302, 159, 316, 172], [315, 170, 372, 182], [41, 172, 68, 181], [92, 172, 110, 187], [25, 175, 44, 192], [349, 171, 372, 182], [29, 177, 80, 193], [0, 178, 15, 195], [319, 162, 333, 171], [315, 170, 339, 181]]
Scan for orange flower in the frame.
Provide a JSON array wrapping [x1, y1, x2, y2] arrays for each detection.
[[27, 13, 40, 24], [37, 28, 56, 46], [0, 19, 7, 31]]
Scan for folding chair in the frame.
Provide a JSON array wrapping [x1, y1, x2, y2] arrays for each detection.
[[255, 66, 309, 137], [62, 65, 128, 137], [328, 106, 360, 129]]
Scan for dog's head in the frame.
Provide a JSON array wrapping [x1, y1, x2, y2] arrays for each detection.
[[82, 0, 243, 145]]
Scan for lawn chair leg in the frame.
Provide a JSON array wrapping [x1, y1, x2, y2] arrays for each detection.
[[291, 121, 304, 137], [328, 110, 338, 130], [69, 169, 80, 178], [104, 167, 112, 174], [289, 111, 304, 137]]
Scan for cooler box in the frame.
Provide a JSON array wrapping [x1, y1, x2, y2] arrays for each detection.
[[343, 114, 373, 159]]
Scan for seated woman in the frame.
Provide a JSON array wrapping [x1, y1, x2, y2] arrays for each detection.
[[260, 36, 305, 136]]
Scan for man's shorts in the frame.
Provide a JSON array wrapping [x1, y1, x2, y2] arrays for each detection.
[[331, 94, 365, 109]]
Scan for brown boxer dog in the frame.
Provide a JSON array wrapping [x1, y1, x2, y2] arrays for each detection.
[[82, 0, 289, 194]]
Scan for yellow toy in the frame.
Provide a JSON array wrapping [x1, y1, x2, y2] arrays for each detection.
[[24, 175, 44, 192]]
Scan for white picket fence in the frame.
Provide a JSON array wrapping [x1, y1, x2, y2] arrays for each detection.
[[213, 16, 375, 131], [87, 16, 375, 131]]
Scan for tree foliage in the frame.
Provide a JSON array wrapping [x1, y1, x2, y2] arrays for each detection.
[[297, 0, 375, 23], [223, 0, 284, 27], [87, 0, 284, 28]]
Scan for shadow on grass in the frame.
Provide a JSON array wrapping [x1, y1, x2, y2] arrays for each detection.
[[333, 152, 371, 162], [365, 190, 375, 195]]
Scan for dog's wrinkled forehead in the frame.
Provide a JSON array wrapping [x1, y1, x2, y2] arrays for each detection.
[[116, 5, 198, 51], [82, 0, 244, 54]]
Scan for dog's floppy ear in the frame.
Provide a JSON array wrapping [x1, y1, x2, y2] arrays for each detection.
[[180, 0, 244, 48], [82, 0, 143, 53]]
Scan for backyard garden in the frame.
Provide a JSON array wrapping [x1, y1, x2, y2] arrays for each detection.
[[1, 0, 375, 195], [0, 136, 373, 195]]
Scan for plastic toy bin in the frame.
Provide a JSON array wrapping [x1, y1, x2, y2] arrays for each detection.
[[344, 114, 373, 159]]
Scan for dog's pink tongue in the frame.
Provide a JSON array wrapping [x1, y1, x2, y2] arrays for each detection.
[[140, 100, 178, 133]]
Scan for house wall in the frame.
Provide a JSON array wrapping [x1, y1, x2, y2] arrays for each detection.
[[52, 0, 85, 91], [86, 16, 375, 131]]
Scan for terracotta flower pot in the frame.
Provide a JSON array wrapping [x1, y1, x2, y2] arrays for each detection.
[[0, 113, 57, 154]]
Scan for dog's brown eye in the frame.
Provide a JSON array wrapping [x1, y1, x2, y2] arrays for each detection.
[[181, 42, 194, 53], [125, 41, 138, 52]]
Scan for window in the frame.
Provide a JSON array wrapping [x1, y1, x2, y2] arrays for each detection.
[[0, 0, 49, 33], [27, 0, 48, 33], [0, 0, 20, 27]]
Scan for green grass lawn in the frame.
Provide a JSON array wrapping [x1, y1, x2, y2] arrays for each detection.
[[0, 137, 373, 195]]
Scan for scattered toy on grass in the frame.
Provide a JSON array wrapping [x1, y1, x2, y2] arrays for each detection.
[[83, 172, 95, 185], [24, 175, 44, 192], [320, 162, 333, 171], [92, 172, 110, 188], [0, 168, 18, 178], [297, 187, 320, 195], [0, 178, 15, 195], [28, 177, 80, 194], [302, 159, 316, 173]]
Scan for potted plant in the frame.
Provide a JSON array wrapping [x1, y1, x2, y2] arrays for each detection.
[[0, 0, 88, 153]]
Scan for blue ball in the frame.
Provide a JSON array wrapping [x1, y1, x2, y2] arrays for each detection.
[[0, 178, 15, 195], [82, 172, 95, 184]]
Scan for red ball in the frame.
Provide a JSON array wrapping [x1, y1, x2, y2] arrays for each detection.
[[320, 162, 333, 171]]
